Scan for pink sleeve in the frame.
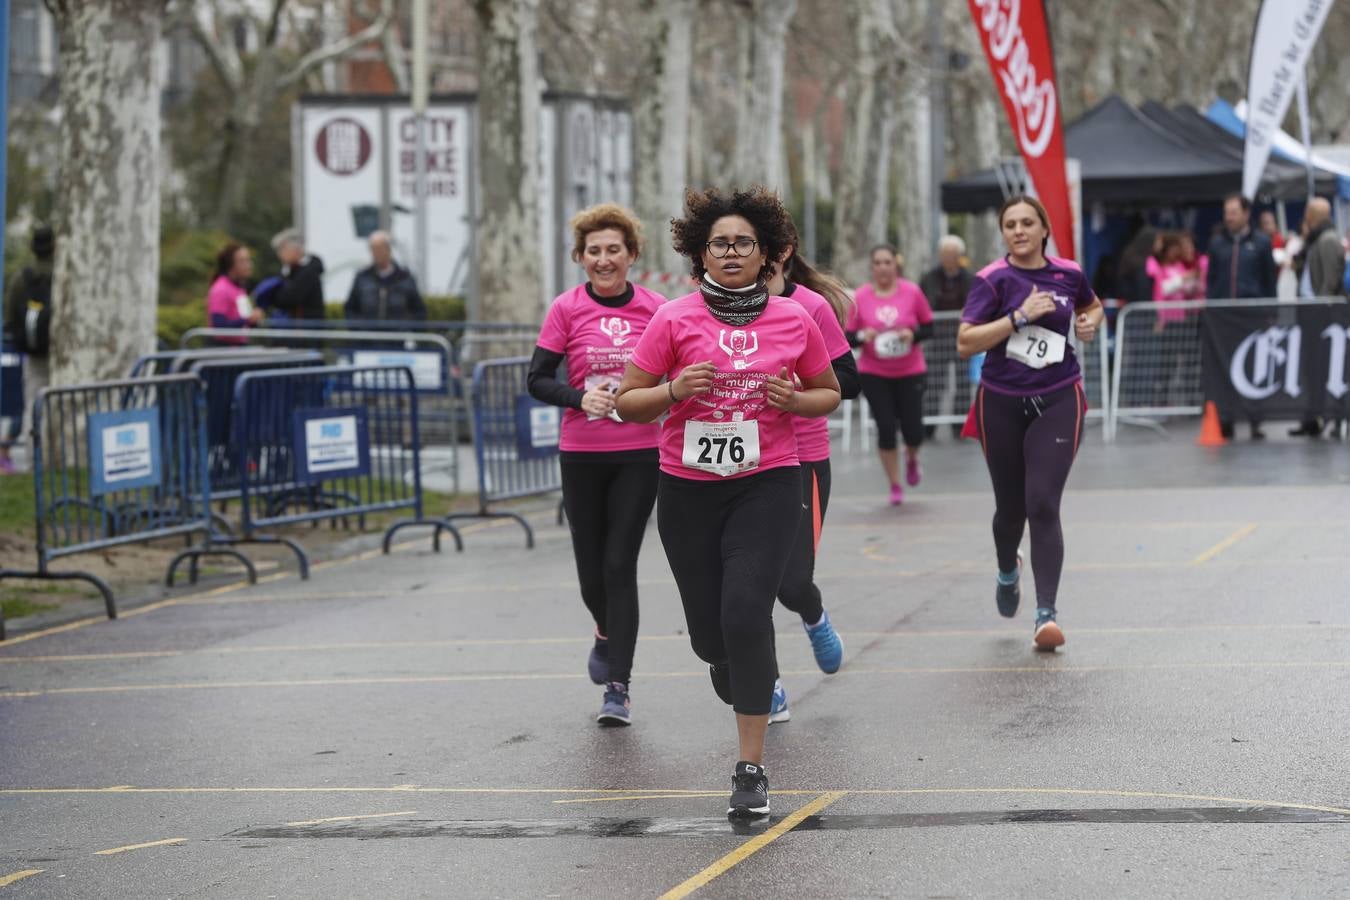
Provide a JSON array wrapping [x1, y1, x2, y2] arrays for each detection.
[[911, 283, 934, 324], [811, 304, 851, 359], [629, 306, 673, 376], [536, 296, 569, 353], [796, 311, 832, 379]]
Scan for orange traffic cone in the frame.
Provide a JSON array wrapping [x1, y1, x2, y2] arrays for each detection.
[[1197, 401, 1227, 447]]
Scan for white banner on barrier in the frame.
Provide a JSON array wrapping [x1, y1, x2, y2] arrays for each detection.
[[1242, 0, 1335, 200]]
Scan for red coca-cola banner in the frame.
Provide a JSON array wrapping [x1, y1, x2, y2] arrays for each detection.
[[967, 0, 1075, 261]]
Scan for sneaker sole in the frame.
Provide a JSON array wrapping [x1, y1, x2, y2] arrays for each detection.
[[596, 713, 632, 726], [1033, 621, 1065, 650], [768, 709, 791, 724], [727, 804, 770, 819]]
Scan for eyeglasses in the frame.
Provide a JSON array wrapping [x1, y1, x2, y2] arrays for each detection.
[[705, 238, 759, 258]]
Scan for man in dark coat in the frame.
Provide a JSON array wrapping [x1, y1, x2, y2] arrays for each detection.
[[269, 228, 326, 321], [344, 230, 426, 321]]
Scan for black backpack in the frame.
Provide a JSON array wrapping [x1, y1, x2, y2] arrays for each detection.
[[14, 266, 52, 356]]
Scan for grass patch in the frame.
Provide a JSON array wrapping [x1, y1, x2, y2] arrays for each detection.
[[0, 473, 35, 535], [1, 594, 60, 619]]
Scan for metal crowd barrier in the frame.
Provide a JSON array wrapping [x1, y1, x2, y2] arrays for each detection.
[[128, 347, 303, 379], [183, 327, 462, 494], [218, 364, 457, 580], [1107, 297, 1348, 440], [0, 375, 256, 640], [188, 352, 325, 536], [445, 357, 561, 548], [854, 310, 1112, 448]]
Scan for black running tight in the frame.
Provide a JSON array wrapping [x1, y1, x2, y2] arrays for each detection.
[[975, 382, 1087, 611], [560, 455, 659, 685], [657, 467, 802, 715], [776, 459, 830, 624]]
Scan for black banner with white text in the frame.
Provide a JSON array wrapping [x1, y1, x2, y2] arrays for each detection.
[[1201, 304, 1350, 420]]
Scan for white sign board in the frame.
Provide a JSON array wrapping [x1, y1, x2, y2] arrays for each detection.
[[350, 351, 444, 391], [101, 421, 153, 484], [305, 414, 361, 474]]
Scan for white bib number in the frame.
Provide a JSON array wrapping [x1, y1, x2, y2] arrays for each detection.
[[681, 419, 759, 477], [874, 330, 912, 359], [583, 374, 622, 422], [1006, 324, 1066, 370]]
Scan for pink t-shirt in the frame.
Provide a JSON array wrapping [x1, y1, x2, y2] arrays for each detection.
[[206, 275, 253, 345], [629, 293, 832, 481], [1145, 256, 1208, 323], [846, 279, 933, 377], [536, 283, 664, 453], [784, 284, 851, 462]]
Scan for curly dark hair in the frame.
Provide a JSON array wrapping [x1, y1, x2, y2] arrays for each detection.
[[670, 186, 795, 280]]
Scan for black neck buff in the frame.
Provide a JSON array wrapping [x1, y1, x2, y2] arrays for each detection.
[[700, 273, 769, 326]]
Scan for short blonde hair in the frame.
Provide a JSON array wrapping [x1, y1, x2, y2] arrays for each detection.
[[938, 234, 966, 256], [570, 203, 643, 262]]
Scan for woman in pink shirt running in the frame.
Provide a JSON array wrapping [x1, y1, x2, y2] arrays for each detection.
[[527, 203, 665, 728], [847, 245, 935, 505], [617, 187, 840, 820], [762, 228, 858, 724]]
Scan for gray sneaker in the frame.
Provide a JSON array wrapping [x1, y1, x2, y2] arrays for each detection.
[[727, 761, 769, 819], [596, 682, 631, 726]]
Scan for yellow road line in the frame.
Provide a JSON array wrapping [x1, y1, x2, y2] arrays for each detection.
[[1191, 523, 1259, 565], [0, 870, 42, 888], [94, 837, 186, 856], [658, 791, 847, 900], [6, 659, 1350, 699], [284, 810, 418, 826], [0, 511, 556, 648]]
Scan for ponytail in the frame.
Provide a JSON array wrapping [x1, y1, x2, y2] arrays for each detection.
[[786, 253, 853, 326]]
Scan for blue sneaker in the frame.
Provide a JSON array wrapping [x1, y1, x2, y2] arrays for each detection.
[[804, 610, 844, 674], [587, 634, 608, 685], [596, 682, 631, 726], [769, 679, 791, 724], [1033, 608, 1065, 651], [996, 553, 1023, 619]]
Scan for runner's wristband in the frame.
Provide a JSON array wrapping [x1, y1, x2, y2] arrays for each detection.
[[668, 381, 679, 404]]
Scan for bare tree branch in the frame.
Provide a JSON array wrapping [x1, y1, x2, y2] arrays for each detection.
[[381, 18, 410, 93], [276, 0, 395, 90], [174, 0, 244, 91]]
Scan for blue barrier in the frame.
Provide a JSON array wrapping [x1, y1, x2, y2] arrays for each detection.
[[182, 327, 464, 493], [0, 375, 256, 640], [444, 357, 561, 548], [221, 364, 458, 579], [186, 352, 324, 518], [128, 347, 304, 379]]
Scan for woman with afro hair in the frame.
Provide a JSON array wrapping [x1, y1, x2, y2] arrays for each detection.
[[617, 187, 840, 820]]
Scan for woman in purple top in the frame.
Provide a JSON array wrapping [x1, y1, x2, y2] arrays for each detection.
[[957, 195, 1104, 651]]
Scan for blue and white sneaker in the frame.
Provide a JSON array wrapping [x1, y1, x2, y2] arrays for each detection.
[[587, 633, 608, 685], [996, 553, 1022, 618], [768, 679, 791, 724], [596, 682, 631, 726], [804, 610, 844, 674], [1033, 608, 1065, 651]]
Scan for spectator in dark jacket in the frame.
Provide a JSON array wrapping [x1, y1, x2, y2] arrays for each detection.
[[269, 228, 326, 320], [344, 231, 426, 322], [1, 226, 54, 473], [1206, 194, 1277, 439], [1289, 198, 1346, 437], [919, 235, 973, 436], [1206, 194, 1277, 300]]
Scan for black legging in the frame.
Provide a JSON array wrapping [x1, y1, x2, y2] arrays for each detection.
[[975, 382, 1087, 611], [561, 455, 659, 685], [657, 467, 802, 715], [776, 459, 830, 624], [861, 373, 926, 450]]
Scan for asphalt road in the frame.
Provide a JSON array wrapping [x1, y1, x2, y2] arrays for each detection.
[[3, 423, 1349, 898]]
